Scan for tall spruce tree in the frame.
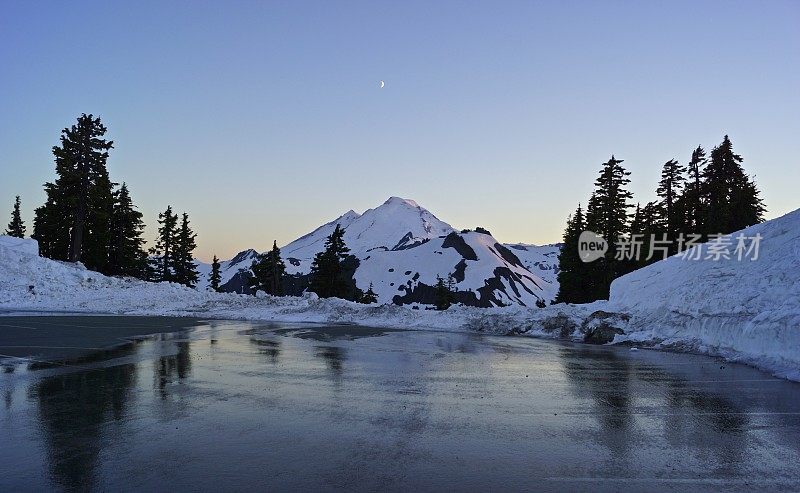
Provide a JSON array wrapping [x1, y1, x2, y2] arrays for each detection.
[[209, 255, 222, 292], [173, 213, 199, 287], [681, 146, 706, 233], [107, 183, 148, 278], [5, 196, 25, 238], [583, 156, 634, 300], [655, 158, 687, 253], [249, 240, 286, 296], [701, 136, 765, 235], [554, 204, 591, 304], [33, 114, 115, 271], [308, 224, 353, 299], [149, 206, 178, 282]]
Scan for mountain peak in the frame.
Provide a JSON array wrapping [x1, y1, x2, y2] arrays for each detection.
[[382, 196, 420, 208]]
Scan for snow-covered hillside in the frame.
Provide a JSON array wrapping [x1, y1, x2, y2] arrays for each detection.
[[197, 197, 560, 306], [606, 208, 800, 380], [504, 243, 561, 285], [355, 230, 556, 307]]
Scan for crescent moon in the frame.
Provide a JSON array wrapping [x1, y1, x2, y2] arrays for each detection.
[[379, 80, 385, 88]]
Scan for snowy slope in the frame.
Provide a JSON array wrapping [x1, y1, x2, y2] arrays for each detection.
[[355, 231, 556, 307], [282, 197, 455, 275], [606, 208, 800, 380], [504, 243, 561, 286], [195, 249, 259, 292]]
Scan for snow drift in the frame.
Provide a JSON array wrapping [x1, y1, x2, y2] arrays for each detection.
[[606, 208, 800, 380]]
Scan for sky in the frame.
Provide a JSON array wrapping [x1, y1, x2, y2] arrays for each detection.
[[1, 0, 798, 262]]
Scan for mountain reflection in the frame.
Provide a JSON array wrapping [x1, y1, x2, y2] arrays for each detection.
[[32, 363, 137, 492]]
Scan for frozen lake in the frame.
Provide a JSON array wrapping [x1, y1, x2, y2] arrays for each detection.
[[1, 316, 800, 492]]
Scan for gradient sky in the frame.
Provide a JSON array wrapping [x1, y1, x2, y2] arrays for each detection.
[[1, 0, 798, 262]]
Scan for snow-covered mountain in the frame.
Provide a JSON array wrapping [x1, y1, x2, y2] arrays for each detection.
[[197, 197, 560, 306], [504, 243, 561, 286], [283, 197, 456, 275]]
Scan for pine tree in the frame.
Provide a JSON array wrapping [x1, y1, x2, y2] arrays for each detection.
[[149, 206, 178, 282], [434, 275, 452, 310], [209, 255, 222, 292], [107, 184, 148, 278], [33, 114, 115, 271], [360, 283, 378, 304], [701, 136, 765, 236], [681, 146, 706, 233], [249, 240, 286, 296], [655, 159, 686, 243], [173, 213, 199, 287], [583, 156, 634, 300], [555, 204, 592, 304], [5, 196, 25, 238], [308, 224, 353, 299], [635, 201, 662, 268]]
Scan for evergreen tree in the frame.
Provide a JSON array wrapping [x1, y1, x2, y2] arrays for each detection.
[[655, 158, 687, 251], [249, 240, 286, 296], [701, 136, 765, 235], [681, 145, 706, 233], [149, 206, 178, 282], [107, 183, 148, 278], [360, 283, 378, 304], [209, 255, 222, 292], [434, 275, 452, 310], [5, 196, 25, 238], [583, 156, 634, 300], [635, 201, 662, 268], [173, 213, 199, 287], [555, 204, 593, 304], [308, 224, 353, 299], [33, 114, 115, 271]]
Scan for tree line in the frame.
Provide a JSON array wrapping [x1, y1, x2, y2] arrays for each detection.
[[4, 114, 200, 287], [556, 135, 765, 304]]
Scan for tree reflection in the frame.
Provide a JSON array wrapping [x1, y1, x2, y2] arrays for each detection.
[[315, 346, 346, 381], [32, 363, 137, 491], [154, 340, 192, 399], [249, 337, 281, 364], [558, 344, 749, 474], [559, 346, 634, 460]]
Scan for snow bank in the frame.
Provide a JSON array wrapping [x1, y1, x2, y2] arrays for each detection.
[[0, 236, 39, 256], [608, 209, 800, 380]]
